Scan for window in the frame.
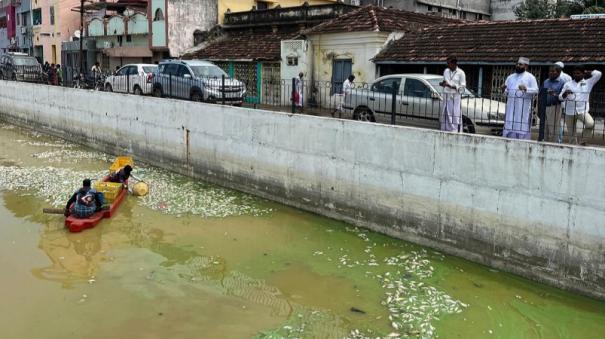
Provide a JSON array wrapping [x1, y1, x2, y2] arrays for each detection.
[[128, 66, 138, 75], [287, 56, 298, 66], [403, 78, 431, 98], [33, 8, 42, 25], [126, 35, 132, 43], [154, 8, 164, 21], [0, 16, 6, 29], [256, 1, 270, 10], [371, 78, 401, 94], [50, 6, 55, 25], [164, 64, 178, 76], [117, 36, 123, 46], [177, 65, 192, 77], [116, 67, 129, 76], [22, 12, 29, 26]]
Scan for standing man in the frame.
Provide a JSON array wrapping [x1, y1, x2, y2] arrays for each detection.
[[541, 66, 565, 142], [502, 57, 539, 140], [294, 72, 304, 112], [554, 62, 572, 83], [559, 66, 602, 144], [334, 75, 355, 117], [439, 56, 466, 132]]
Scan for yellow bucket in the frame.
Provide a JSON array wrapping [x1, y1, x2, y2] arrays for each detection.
[[110, 156, 134, 173], [93, 182, 123, 202]]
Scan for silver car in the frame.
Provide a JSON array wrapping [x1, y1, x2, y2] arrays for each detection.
[[152, 60, 246, 105], [105, 64, 157, 95], [344, 74, 506, 133]]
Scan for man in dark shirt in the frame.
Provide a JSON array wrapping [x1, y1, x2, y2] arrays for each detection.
[[542, 66, 565, 142], [65, 179, 105, 218], [108, 165, 132, 186]]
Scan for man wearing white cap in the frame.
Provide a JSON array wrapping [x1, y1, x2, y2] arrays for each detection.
[[554, 62, 572, 84], [501, 57, 539, 140]]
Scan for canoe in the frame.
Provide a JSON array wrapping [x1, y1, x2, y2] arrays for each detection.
[[64, 178, 127, 233]]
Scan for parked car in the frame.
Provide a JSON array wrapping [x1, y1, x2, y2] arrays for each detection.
[[0, 52, 44, 82], [152, 60, 246, 104], [344, 74, 506, 133], [104, 64, 157, 95]]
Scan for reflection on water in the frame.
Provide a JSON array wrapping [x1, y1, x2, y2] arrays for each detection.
[[1, 120, 605, 339]]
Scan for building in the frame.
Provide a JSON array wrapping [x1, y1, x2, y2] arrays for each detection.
[[80, 1, 151, 71], [0, 0, 33, 55], [186, 2, 357, 104], [150, 0, 218, 58], [218, 0, 349, 23], [373, 18, 605, 111], [359, 0, 522, 21], [32, 0, 81, 64], [359, 0, 491, 20], [299, 5, 460, 86]]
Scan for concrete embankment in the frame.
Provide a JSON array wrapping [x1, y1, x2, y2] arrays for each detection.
[[1, 80, 604, 300]]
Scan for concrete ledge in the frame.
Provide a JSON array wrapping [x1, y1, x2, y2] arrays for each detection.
[[1, 80, 604, 300]]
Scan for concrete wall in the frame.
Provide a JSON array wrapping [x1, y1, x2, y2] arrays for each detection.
[[0, 80, 604, 300], [167, 0, 217, 57]]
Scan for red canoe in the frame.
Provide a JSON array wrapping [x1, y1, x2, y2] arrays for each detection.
[[64, 183, 127, 233]]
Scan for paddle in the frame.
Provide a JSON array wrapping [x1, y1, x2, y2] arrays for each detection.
[[43, 208, 66, 215]]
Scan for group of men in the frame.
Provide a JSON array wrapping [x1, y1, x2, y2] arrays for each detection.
[[64, 165, 133, 218], [43, 62, 62, 86], [440, 56, 602, 144]]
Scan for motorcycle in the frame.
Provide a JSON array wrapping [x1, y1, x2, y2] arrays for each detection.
[[73, 73, 106, 91]]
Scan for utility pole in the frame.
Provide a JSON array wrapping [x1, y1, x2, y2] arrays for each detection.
[[79, 0, 84, 73]]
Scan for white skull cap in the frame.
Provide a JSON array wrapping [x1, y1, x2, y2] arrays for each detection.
[[518, 57, 530, 65], [554, 61, 564, 69]]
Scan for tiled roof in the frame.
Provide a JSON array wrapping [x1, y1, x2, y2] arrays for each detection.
[[185, 28, 299, 62], [303, 5, 461, 35], [374, 18, 605, 64]]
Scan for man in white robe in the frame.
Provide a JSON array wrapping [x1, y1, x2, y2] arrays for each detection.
[[502, 57, 539, 140], [439, 56, 466, 132]]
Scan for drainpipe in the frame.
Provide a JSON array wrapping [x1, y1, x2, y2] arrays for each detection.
[[478, 66, 483, 97]]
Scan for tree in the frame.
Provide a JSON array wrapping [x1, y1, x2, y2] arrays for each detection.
[[514, 0, 558, 19], [514, 0, 605, 19]]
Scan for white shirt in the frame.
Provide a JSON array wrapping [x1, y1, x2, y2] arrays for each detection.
[[558, 71, 572, 84], [559, 70, 602, 115], [442, 67, 466, 95], [342, 79, 353, 95], [503, 71, 539, 135]]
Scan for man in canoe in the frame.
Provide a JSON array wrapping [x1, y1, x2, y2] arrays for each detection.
[[108, 165, 133, 186], [64, 179, 105, 218]]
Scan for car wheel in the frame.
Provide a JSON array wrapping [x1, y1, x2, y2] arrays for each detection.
[[462, 116, 476, 134], [353, 107, 376, 122], [133, 86, 143, 95], [191, 91, 203, 102], [105, 84, 113, 92], [153, 87, 163, 98]]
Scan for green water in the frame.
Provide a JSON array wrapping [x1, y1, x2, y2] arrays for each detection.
[[0, 121, 604, 339]]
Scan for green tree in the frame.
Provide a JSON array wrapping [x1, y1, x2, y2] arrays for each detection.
[[514, 0, 558, 19], [514, 0, 605, 19]]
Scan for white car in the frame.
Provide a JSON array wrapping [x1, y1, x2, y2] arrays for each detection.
[[104, 64, 158, 95], [344, 74, 506, 133]]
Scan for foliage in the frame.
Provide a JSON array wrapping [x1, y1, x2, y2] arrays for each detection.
[[514, 0, 605, 19]]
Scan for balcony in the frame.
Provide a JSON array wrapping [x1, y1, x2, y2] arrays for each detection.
[[223, 3, 357, 28]]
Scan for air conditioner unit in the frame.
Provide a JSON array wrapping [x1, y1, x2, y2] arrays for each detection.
[[103, 41, 113, 49], [21, 26, 27, 34]]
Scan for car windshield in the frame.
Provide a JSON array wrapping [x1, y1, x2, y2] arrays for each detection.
[[13, 57, 39, 66], [427, 78, 475, 98], [142, 66, 157, 73], [189, 65, 227, 78]]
